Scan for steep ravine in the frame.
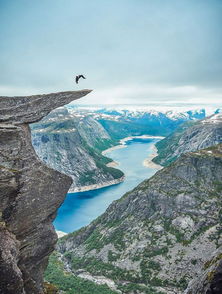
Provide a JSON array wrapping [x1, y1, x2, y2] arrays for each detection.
[[0, 90, 91, 294], [55, 144, 222, 294]]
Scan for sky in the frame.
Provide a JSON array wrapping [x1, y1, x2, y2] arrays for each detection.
[[0, 0, 222, 106]]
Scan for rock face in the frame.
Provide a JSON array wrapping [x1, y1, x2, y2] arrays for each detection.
[[0, 90, 91, 294], [31, 107, 124, 192], [0, 90, 91, 124], [153, 113, 222, 166], [184, 247, 222, 294], [56, 144, 222, 294]]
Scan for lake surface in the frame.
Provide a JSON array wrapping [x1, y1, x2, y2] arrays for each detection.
[[54, 138, 160, 233]]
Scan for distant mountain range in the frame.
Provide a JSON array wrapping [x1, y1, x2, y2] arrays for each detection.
[[31, 106, 218, 192], [69, 106, 207, 136]]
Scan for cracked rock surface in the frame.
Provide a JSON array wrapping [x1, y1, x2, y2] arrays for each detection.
[[0, 90, 91, 294]]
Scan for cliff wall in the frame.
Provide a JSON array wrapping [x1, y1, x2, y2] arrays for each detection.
[[31, 108, 124, 192], [0, 90, 91, 294]]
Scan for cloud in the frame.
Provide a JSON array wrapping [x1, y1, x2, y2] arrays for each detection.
[[78, 84, 222, 105], [1, 83, 221, 108], [0, 0, 221, 106]]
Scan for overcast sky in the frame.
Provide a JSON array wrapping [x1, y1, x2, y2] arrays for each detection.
[[0, 0, 221, 105]]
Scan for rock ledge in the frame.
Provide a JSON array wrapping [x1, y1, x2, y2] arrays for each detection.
[[0, 90, 91, 294]]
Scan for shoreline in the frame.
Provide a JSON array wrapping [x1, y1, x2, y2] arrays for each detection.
[[101, 144, 126, 155], [120, 134, 164, 144], [143, 145, 163, 170], [68, 135, 164, 194], [106, 160, 119, 167], [56, 230, 67, 238], [102, 135, 164, 156], [68, 175, 125, 193]]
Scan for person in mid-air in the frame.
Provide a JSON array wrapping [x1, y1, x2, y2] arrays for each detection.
[[75, 75, 86, 84]]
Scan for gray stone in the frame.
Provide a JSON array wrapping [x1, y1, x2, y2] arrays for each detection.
[[0, 90, 91, 294]]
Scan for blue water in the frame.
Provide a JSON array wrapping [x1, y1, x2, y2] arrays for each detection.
[[54, 138, 160, 233]]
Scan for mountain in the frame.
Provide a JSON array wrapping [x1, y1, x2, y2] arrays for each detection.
[[31, 107, 207, 191], [31, 108, 124, 192], [82, 107, 206, 138], [153, 113, 222, 166], [96, 108, 205, 124], [0, 90, 91, 294], [50, 144, 222, 294]]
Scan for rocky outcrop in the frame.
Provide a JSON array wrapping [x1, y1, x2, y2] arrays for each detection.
[[0, 90, 91, 124], [153, 113, 222, 166], [0, 90, 91, 294], [56, 144, 222, 294]]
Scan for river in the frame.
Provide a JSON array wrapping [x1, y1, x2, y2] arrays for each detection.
[[54, 137, 161, 233]]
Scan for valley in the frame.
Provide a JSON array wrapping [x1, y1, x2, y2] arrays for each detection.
[[43, 109, 222, 294], [1, 96, 221, 294], [54, 137, 162, 232], [31, 105, 208, 192]]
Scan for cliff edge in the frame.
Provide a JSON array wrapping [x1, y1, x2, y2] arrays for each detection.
[[0, 90, 91, 294]]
